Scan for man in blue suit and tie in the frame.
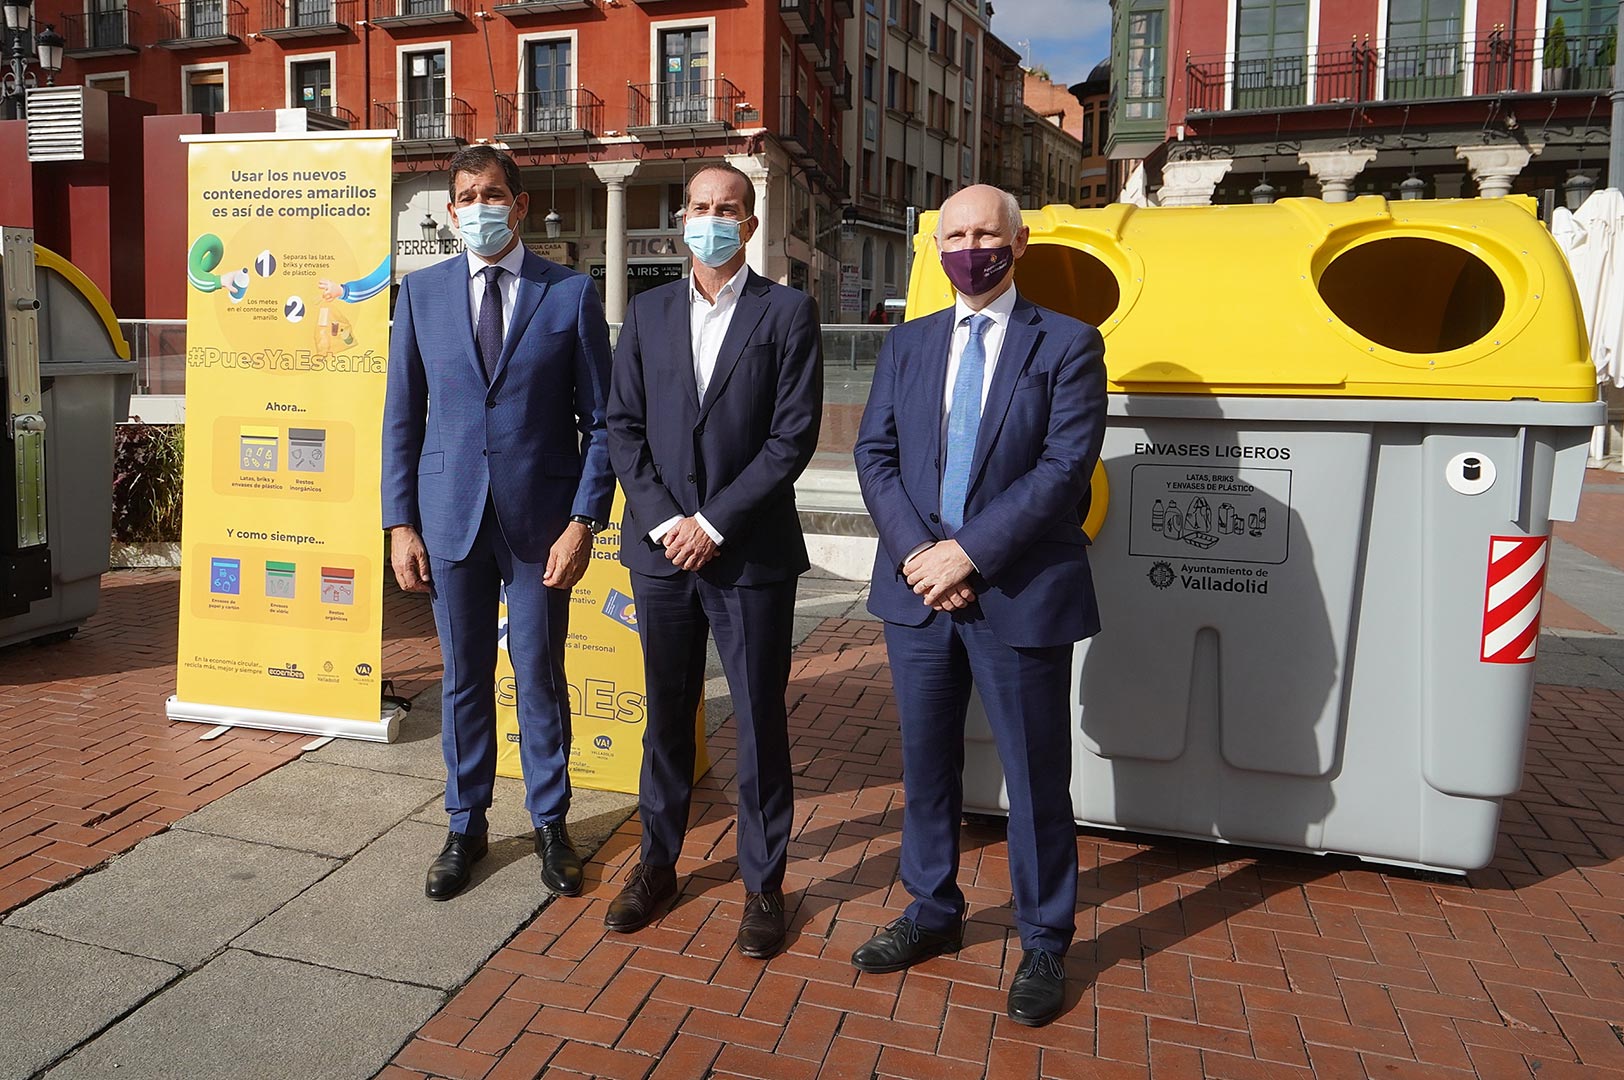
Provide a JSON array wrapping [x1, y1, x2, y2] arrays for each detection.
[[606, 162, 823, 959], [852, 184, 1107, 1027], [383, 146, 615, 902]]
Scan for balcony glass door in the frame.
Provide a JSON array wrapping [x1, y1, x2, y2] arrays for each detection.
[[526, 39, 571, 131], [293, 60, 332, 115], [1234, 0, 1308, 108], [660, 27, 710, 124], [1546, 0, 1620, 90], [88, 0, 127, 48], [1386, 0, 1464, 99], [187, 0, 225, 37], [405, 50, 447, 138], [291, 0, 333, 27]]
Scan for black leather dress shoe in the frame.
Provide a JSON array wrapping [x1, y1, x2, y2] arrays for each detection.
[[604, 862, 678, 933], [850, 916, 963, 974], [425, 831, 488, 901], [534, 822, 583, 897], [1007, 949, 1067, 1027], [737, 891, 786, 959]]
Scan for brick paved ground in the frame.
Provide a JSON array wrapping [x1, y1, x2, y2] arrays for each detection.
[[382, 615, 1624, 1080], [0, 571, 441, 914]]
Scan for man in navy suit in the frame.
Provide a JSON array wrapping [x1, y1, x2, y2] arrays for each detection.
[[383, 146, 615, 902], [852, 184, 1107, 1027], [606, 162, 822, 959]]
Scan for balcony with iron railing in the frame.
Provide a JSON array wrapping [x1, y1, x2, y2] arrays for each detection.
[[493, 0, 589, 13], [301, 102, 358, 128], [154, 0, 245, 47], [370, 0, 468, 28], [259, 0, 352, 38], [831, 66, 853, 109], [627, 78, 744, 135], [375, 97, 474, 145], [60, 7, 139, 55], [495, 87, 602, 143], [1186, 25, 1616, 114], [780, 94, 815, 157]]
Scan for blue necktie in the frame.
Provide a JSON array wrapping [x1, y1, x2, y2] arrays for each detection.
[[476, 265, 504, 383], [941, 313, 992, 532]]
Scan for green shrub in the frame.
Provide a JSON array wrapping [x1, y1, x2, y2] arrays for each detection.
[[112, 424, 185, 543], [1545, 17, 1570, 69]]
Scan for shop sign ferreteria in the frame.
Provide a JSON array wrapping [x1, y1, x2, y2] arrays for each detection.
[[391, 237, 576, 266]]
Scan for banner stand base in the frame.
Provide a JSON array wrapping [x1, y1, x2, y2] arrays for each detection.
[[167, 696, 401, 743]]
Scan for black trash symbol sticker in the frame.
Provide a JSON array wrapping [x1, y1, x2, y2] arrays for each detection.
[[1446, 451, 1496, 496]]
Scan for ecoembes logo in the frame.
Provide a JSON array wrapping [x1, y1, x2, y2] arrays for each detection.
[[268, 662, 306, 679]]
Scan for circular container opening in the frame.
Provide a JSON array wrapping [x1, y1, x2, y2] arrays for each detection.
[[1318, 237, 1505, 353], [1014, 245, 1121, 328]]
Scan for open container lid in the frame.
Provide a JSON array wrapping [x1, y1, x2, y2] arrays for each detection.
[[905, 196, 1597, 403]]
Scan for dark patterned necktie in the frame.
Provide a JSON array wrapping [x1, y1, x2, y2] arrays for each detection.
[[477, 265, 504, 383]]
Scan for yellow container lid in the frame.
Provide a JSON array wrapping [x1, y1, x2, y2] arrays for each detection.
[[904, 195, 1597, 403]]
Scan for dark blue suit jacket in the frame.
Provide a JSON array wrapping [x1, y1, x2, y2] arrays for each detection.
[[607, 270, 823, 585], [854, 293, 1107, 648], [381, 250, 615, 563]]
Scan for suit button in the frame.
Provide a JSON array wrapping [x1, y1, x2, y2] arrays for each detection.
[[486, 399, 497, 409], [481, 449, 488, 457], [929, 513, 940, 523], [694, 424, 705, 436], [687, 473, 696, 483]]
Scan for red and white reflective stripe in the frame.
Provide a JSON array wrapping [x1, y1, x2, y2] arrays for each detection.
[[1480, 536, 1549, 664]]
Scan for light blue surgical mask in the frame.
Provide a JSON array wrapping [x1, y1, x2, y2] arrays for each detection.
[[456, 202, 516, 258], [684, 214, 747, 268]]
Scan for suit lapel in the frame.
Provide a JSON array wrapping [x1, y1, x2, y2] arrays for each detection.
[[493, 251, 549, 382], [698, 272, 770, 420], [664, 282, 701, 414], [968, 297, 1041, 486], [450, 257, 486, 382], [910, 309, 954, 494]]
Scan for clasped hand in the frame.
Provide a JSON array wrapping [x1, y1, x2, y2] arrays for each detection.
[[663, 517, 718, 572], [903, 539, 976, 611]]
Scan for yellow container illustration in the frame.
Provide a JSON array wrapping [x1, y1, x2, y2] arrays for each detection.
[[905, 195, 1596, 403]]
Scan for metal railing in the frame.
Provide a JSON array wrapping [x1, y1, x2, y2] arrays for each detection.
[[60, 7, 138, 52], [375, 98, 474, 142], [259, 0, 354, 30], [1186, 25, 1617, 113], [154, 0, 245, 41], [495, 87, 602, 136], [627, 77, 744, 129], [372, 0, 469, 18]]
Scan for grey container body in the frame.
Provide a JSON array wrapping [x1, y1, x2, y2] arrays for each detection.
[[961, 394, 1603, 872]]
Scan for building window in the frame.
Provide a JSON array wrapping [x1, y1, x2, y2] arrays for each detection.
[[184, 65, 226, 115], [660, 27, 711, 125], [402, 48, 448, 137], [963, 37, 976, 70], [1235, 0, 1308, 108], [86, 72, 129, 95], [1123, 6, 1165, 120], [1081, 108, 1094, 155], [525, 38, 573, 131], [525, 183, 579, 235], [863, 58, 876, 101], [1385, 0, 1465, 99], [1545, 0, 1619, 87], [862, 149, 876, 192], [886, 67, 899, 108], [290, 57, 333, 114], [929, 14, 939, 51], [887, 0, 898, 26]]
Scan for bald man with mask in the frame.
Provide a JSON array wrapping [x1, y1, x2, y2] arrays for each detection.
[[853, 184, 1107, 1027]]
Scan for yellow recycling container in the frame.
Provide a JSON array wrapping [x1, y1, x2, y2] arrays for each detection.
[[912, 197, 1604, 872]]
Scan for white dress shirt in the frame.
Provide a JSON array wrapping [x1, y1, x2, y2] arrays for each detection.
[[465, 242, 526, 342], [650, 263, 752, 547], [905, 283, 1019, 570]]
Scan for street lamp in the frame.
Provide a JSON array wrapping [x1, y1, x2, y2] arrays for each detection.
[[419, 212, 438, 243], [543, 164, 561, 240], [2, 0, 63, 120]]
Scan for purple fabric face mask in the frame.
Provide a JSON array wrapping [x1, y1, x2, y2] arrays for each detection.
[[940, 245, 1013, 296]]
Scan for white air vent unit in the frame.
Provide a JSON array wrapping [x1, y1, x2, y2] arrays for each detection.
[[25, 87, 111, 164]]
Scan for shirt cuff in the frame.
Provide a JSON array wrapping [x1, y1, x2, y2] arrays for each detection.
[[650, 515, 682, 543], [695, 513, 724, 545], [902, 540, 934, 572]]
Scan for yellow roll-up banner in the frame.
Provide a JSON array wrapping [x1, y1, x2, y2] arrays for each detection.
[[167, 133, 398, 742], [497, 488, 707, 792]]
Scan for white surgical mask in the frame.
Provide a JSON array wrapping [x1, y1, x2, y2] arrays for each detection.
[[456, 202, 515, 258]]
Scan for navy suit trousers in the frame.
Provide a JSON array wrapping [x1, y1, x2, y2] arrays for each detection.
[[429, 500, 571, 836], [630, 570, 796, 893], [884, 605, 1078, 954]]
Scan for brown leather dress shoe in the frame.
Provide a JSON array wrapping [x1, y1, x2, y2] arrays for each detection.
[[603, 862, 678, 933], [737, 890, 786, 959]]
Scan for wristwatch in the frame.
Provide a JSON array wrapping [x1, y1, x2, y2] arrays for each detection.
[[570, 515, 604, 535]]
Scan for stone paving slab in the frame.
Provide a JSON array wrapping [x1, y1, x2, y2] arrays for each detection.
[[0, 927, 179, 1080], [306, 693, 448, 781], [44, 949, 442, 1080], [173, 760, 445, 858], [4, 831, 337, 969], [234, 819, 554, 990]]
